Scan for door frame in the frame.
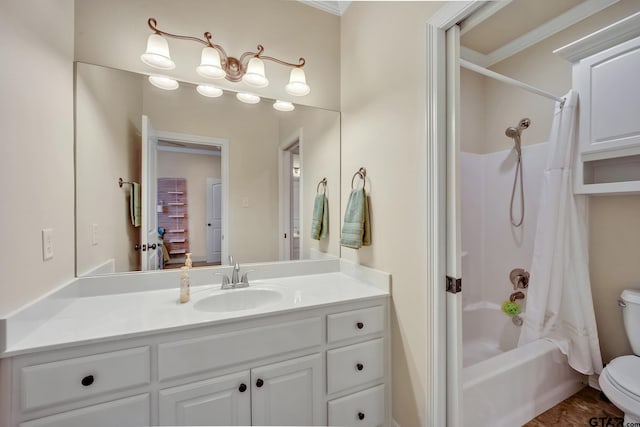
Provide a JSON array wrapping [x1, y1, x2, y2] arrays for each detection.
[[278, 129, 304, 261], [425, 2, 485, 426], [154, 130, 230, 265], [206, 177, 222, 263]]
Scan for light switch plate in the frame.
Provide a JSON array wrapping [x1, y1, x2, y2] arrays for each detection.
[[42, 228, 54, 261], [242, 197, 249, 208], [91, 223, 99, 246]]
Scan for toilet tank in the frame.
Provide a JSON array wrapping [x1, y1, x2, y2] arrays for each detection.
[[621, 289, 640, 355]]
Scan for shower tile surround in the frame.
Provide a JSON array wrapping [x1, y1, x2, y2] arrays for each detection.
[[0, 259, 391, 426], [461, 142, 549, 312]]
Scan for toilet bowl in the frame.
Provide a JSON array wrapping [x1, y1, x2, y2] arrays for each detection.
[[599, 289, 640, 424], [599, 355, 640, 424]]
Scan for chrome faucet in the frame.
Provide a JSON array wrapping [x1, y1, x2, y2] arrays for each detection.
[[220, 256, 250, 289]]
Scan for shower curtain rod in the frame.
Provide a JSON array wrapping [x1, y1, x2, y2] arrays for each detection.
[[459, 59, 566, 107]]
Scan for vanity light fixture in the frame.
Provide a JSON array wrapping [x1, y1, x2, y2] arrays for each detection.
[[196, 84, 223, 98], [273, 100, 295, 112], [236, 92, 261, 104], [141, 18, 310, 95], [148, 75, 179, 90]]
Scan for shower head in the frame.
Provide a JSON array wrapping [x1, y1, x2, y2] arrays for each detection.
[[505, 118, 531, 140], [505, 127, 520, 138]]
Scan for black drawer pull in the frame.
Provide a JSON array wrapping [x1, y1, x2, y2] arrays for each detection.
[[356, 322, 364, 329], [238, 383, 247, 392], [356, 363, 364, 371], [358, 412, 365, 420], [256, 378, 264, 388], [81, 375, 94, 387]]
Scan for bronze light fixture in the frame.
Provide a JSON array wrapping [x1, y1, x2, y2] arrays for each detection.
[[140, 18, 311, 101]]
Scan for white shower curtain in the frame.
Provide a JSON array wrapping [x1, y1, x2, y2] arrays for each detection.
[[518, 90, 603, 375]]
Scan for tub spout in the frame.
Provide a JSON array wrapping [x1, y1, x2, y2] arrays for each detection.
[[509, 291, 525, 302]]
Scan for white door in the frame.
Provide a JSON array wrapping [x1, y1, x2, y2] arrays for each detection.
[[158, 371, 251, 426], [280, 149, 292, 260], [446, 25, 463, 427], [251, 354, 323, 426], [206, 178, 222, 263], [141, 115, 159, 271]]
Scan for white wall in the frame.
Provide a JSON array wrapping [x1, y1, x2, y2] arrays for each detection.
[[76, 63, 143, 275], [341, 2, 444, 426], [75, 0, 340, 110], [0, 0, 75, 318]]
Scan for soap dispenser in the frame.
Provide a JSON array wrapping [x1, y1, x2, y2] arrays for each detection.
[[180, 266, 190, 303], [185, 253, 193, 268]]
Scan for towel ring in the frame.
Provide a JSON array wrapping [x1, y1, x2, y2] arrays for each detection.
[[316, 177, 327, 194], [351, 167, 366, 190], [119, 178, 134, 188]]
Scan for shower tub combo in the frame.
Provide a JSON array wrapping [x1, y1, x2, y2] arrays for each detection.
[[462, 304, 585, 426]]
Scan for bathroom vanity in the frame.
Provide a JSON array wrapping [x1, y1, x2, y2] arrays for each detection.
[[0, 261, 390, 427]]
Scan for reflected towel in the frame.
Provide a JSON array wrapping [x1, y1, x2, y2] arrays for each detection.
[[130, 182, 141, 227], [311, 194, 329, 240], [340, 188, 371, 249]]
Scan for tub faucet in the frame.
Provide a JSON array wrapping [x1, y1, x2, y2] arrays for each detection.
[[510, 291, 525, 302]]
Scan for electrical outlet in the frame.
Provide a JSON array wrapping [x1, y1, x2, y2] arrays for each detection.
[[42, 228, 54, 261], [91, 223, 99, 246], [242, 197, 249, 208]]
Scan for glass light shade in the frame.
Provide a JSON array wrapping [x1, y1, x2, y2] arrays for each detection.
[[148, 75, 179, 91], [242, 58, 269, 88], [196, 47, 226, 79], [141, 34, 175, 70], [236, 92, 260, 104], [285, 68, 310, 96], [196, 84, 223, 98], [273, 100, 295, 112]]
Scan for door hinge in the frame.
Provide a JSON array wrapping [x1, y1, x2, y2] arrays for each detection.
[[446, 276, 462, 294]]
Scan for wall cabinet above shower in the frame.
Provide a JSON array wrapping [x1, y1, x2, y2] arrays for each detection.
[[557, 13, 640, 195]]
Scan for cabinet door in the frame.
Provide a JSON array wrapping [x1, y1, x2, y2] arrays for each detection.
[[20, 394, 149, 427], [251, 353, 323, 426], [159, 371, 250, 426]]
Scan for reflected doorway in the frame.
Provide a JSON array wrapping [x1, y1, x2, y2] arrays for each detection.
[[279, 134, 302, 261]]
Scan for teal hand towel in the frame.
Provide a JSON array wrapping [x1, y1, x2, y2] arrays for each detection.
[[340, 188, 371, 249], [130, 182, 141, 227], [311, 194, 329, 240]]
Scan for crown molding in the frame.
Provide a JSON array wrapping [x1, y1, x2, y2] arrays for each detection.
[[297, 1, 351, 16]]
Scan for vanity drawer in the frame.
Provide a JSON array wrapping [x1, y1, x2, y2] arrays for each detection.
[[327, 306, 384, 343], [328, 384, 385, 427], [158, 317, 322, 381], [20, 347, 150, 412], [326, 338, 383, 394]]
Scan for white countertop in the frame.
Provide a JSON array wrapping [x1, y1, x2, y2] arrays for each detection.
[[3, 272, 388, 357]]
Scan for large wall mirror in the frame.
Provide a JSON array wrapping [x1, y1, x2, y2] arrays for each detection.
[[75, 62, 340, 276]]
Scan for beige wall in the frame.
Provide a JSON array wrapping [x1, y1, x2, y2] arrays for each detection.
[[0, 0, 75, 318], [341, 2, 443, 426], [75, 0, 340, 110], [279, 108, 341, 259], [157, 151, 221, 259], [76, 63, 143, 275], [469, 0, 640, 361]]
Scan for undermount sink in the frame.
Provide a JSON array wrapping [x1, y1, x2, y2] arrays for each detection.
[[193, 288, 284, 312]]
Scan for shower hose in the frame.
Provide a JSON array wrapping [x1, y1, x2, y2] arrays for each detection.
[[510, 152, 524, 227]]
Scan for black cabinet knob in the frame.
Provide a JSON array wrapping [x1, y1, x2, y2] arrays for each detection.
[[256, 378, 264, 388], [148, 243, 157, 250], [356, 363, 364, 371], [358, 412, 365, 420], [238, 383, 247, 392], [207, 223, 212, 226], [356, 322, 364, 329], [81, 375, 94, 387]]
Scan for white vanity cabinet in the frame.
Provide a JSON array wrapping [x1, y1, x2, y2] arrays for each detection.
[[158, 354, 322, 426], [3, 297, 389, 427]]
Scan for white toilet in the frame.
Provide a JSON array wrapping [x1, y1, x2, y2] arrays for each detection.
[[599, 289, 640, 424]]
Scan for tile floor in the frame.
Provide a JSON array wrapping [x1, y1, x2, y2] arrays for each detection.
[[524, 386, 623, 426]]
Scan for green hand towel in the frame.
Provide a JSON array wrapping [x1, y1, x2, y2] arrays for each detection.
[[130, 182, 141, 227], [311, 193, 329, 240], [340, 188, 371, 249]]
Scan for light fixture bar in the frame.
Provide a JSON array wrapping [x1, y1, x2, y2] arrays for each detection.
[[145, 18, 307, 86]]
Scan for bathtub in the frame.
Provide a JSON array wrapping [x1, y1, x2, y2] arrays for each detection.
[[462, 303, 586, 427]]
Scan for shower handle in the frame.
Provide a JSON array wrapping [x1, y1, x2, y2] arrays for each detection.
[[509, 268, 530, 289]]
